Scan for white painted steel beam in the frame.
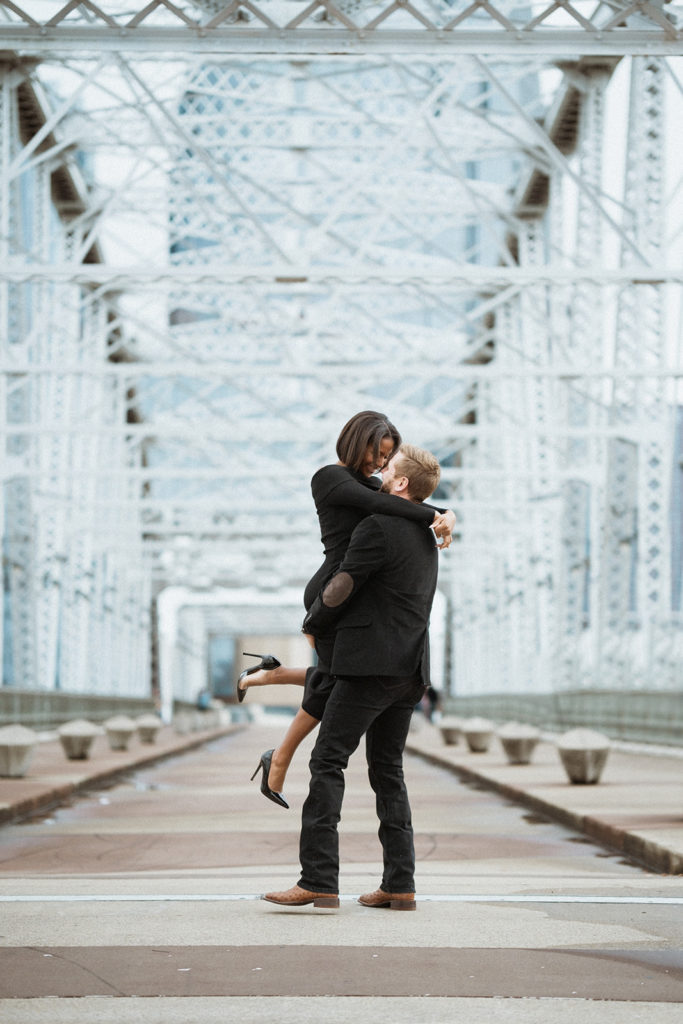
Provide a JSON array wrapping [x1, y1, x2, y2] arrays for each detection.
[[1, 1, 682, 64], [0, 30, 681, 58], [2, 263, 682, 284], [0, 420, 678, 438], [3, 362, 683, 378]]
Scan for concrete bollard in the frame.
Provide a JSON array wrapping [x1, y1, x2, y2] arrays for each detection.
[[103, 715, 137, 751], [194, 711, 211, 732], [57, 719, 102, 760], [0, 724, 39, 778], [216, 705, 232, 727], [173, 712, 192, 735], [557, 728, 611, 784], [439, 716, 465, 745], [497, 721, 540, 765], [205, 708, 221, 729], [462, 717, 495, 753], [136, 714, 162, 744]]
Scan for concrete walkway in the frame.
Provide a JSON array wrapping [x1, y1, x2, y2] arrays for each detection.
[[1, 718, 682, 1022]]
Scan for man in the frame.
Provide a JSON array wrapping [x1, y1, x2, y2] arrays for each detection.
[[264, 443, 443, 911]]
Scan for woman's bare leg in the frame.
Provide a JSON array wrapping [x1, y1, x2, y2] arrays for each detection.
[[238, 664, 307, 697], [268, 707, 320, 793], [241, 650, 319, 792]]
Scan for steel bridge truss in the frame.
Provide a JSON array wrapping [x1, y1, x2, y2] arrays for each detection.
[[0, 0, 682, 55], [1, 3, 682, 703]]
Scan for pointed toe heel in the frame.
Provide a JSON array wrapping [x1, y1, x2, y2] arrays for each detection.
[[243, 651, 281, 671], [251, 749, 289, 809], [237, 652, 282, 702]]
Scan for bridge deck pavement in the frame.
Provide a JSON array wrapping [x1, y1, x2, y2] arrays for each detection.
[[0, 716, 682, 1022]]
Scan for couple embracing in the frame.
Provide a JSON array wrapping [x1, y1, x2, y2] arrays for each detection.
[[239, 411, 453, 911]]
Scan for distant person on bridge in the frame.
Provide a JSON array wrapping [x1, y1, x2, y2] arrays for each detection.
[[238, 409, 454, 808], [263, 443, 444, 910]]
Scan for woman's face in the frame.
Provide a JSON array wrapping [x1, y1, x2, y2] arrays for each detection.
[[360, 436, 395, 478]]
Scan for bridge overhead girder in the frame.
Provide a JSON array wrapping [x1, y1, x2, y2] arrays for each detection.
[[0, 0, 682, 56]]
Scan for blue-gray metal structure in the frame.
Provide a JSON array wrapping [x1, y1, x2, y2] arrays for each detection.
[[1, 2, 682, 714]]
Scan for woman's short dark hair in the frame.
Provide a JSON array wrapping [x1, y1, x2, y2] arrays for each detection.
[[336, 410, 401, 472]]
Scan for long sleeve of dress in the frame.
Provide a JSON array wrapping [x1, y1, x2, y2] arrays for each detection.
[[313, 465, 444, 524]]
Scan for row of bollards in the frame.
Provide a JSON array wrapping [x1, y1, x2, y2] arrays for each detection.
[[0, 707, 228, 779], [171, 708, 223, 736], [437, 716, 611, 784], [0, 708, 229, 778], [0, 714, 164, 778]]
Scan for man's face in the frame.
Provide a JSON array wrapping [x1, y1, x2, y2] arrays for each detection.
[[380, 454, 405, 494]]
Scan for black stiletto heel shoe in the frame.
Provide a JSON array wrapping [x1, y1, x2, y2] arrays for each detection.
[[237, 652, 281, 703], [250, 749, 289, 809]]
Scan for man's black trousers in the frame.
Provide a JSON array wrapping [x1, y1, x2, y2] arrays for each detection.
[[298, 673, 424, 895]]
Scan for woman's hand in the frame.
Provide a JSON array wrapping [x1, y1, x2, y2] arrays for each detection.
[[302, 632, 316, 649], [432, 510, 455, 549]]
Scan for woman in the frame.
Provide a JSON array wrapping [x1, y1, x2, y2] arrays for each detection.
[[240, 410, 455, 807]]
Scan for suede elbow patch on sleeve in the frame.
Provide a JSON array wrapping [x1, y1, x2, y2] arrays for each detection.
[[322, 572, 354, 607]]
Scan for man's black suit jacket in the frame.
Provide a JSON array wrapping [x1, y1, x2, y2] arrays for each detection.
[[302, 510, 438, 686]]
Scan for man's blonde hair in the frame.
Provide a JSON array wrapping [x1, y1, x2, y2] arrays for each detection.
[[394, 443, 441, 501]]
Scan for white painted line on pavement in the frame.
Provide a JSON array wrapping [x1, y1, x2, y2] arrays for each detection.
[[1, 894, 682, 904]]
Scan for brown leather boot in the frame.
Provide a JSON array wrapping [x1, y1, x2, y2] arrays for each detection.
[[358, 888, 416, 910], [263, 884, 339, 908]]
